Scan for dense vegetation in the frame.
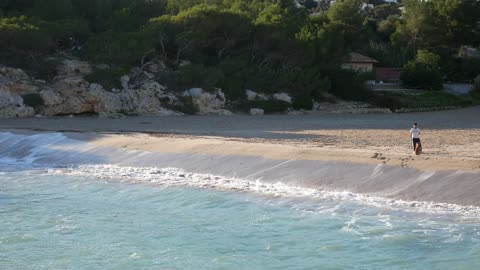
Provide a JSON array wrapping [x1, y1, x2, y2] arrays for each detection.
[[1, 0, 480, 110]]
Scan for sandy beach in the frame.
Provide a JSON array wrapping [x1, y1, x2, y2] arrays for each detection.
[[1, 106, 479, 172]]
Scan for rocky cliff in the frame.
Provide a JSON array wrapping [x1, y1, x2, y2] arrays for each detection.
[[0, 58, 389, 118], [0, 59, 232, 118]]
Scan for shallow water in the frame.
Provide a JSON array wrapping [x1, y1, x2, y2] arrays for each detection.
[[1, 132, 480, 269], [1, 167, 480, 270]]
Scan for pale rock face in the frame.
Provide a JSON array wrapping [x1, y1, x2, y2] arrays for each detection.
[[143, 72, 155, 80], [257, 93, 269, 100], [217, 109, 234, 116], [41, 77, 94, 115], [249, 108, 264, 116], [0, 66, 29, 82], [158, 93, 178, 105], [183, 88, 227, 115], [53, 77, 90, 94], [245, 89, 258, 101], [120, 75, 130, 90], [0, 66, 38, 95], [0, 92, 35, 118], [39, 88, 63, 106], [88, 83, 123, 113], [138, 81, 166, 95], [185, 88, 203, 97], [273, 93, 292, 104], [131, 81, 169, 115], [57, 59, 92, 77], [144, 60, 167, 73], [147, 107, 183, 116], [0, 62, 234, 117]]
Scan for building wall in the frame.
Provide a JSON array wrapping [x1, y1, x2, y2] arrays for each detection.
[[376, 67, 402, 83]]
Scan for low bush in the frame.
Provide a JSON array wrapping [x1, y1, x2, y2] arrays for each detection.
[[84, 67, 129, 90], [401, 61, 443, 90], [176, 64, 224, 92], [21, 93, 45, 108], [0, 16, 52, 52], [368, 93, 402, 110], [326, 69, 370, 101], [292, 94, 314, 110], [81, 31, 155, 65], [372, 91, 473, 110], [171, 96, 198, 115]]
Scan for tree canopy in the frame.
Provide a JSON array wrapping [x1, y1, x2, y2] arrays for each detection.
[[1, 0, 479, 102]]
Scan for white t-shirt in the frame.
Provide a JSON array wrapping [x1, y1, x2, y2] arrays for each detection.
[[410, 128, 421, 139]]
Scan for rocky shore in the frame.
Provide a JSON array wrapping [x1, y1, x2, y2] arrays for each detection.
[[1, 58, 393, 119]]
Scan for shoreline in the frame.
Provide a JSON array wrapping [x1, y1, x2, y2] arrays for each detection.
[[2, 129, 480, 207], [4, 127, 480, 172], [1, 107, 479, 206]]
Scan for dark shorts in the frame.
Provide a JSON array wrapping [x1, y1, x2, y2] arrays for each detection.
[[412, 138, 421, 150]]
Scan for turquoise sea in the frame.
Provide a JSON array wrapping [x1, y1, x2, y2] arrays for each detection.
[[1, 133, 480, 269]]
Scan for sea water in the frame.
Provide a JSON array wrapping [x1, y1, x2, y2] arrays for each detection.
[[1, 133, 480, 269]]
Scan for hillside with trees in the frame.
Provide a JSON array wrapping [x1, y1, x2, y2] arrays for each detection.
[[1, 0, 480, 112]]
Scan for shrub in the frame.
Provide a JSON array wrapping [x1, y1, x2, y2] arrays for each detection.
[[21, 93, 45, 108], [171, 96, 198, 115], [84, 66, 129, 91], [176, 64, 224, 91], [326, 69, 370, 101], [401, 50, 443, 90], [81, 31, 155, 65], [446, 58, 480, 82], [0, 16, 52, 52], [292, 94, 314, 110], [41, 19, 91, 49], [368, 93, 402, 110], [33, 57, 60, 81], [400, 61, 443, 90]]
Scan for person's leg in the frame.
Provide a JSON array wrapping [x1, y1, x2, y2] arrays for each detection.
[[413, 138, 420, 151]]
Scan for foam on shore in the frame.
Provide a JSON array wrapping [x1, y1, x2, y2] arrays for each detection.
[[47, 164, 480, 217], [1, 131, 480, 214]]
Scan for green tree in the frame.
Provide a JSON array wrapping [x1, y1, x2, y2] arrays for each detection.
[[372, 3, 400, 20], [32, 0, 74, 20], [327, 0, 368, 49], [432, 0, 480, 48], [401, 50, 443, 90]]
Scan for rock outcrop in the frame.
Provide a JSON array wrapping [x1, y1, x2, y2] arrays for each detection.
[[249, 108, 264, 116], [183, 88, 232, 115], [273, 93, 292, 104], [57, 59, 92, 78], [0, 60, 220, 118], [0, 66, 38, 95], [0, 92, 35, 118], [0, 58, 393, 118]]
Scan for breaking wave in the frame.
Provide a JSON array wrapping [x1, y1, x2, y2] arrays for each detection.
[[1, 131, 480, 217]]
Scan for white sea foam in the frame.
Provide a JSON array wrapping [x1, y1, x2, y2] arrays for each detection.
[[2, 131, 480, 218], [46, 164, 480, 218]]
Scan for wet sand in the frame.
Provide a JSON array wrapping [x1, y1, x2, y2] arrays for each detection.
[[1, 106, 479, 172]]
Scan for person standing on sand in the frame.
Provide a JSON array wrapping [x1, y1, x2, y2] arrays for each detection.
[[410, 123, 421, 152]]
